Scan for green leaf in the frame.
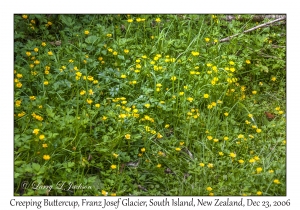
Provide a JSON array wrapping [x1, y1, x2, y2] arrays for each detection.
[[86, 45, 95, 51], [102, 135, 109, 142], [14, 172, 20, 179], [85, 36, 98, 44], [14, 135, 21, 147], [117, 55, 125, 60], [15, 161, 25, 166], [32, 163, 41, 172], [24, 165, 33, 173], [46, 108, 55, 118], [67, 162, 75, 168], [60, 15, 75, 26]]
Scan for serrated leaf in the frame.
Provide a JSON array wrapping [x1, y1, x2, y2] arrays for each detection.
[[60, 15, 74, 26], [67, 162, 75, 168]]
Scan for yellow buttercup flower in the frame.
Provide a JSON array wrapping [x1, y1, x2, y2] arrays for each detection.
[[86, 99, 93, 104], [191, 51, 200, 56], [16, 82, 22, 88], [206, 187, 213, 191], [15, 100, 22, 107], [88, 89, 94, 95], [199, 163, 205, 167], [43, 155, 50, 161], [207, 136, 213, 140], [256, 167, 263, 173], [102, 190, 108, 196], [80, 90, 86, 95], [187, 97, 193, 102], [254, 156, 260, 161], [229, 152, 236, 158], [33, 129, 40, 135], [157, 133, 163, 139]]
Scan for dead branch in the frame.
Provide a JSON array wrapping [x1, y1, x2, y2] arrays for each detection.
[[219, 16, 286, 43], [223, 15, 286, 22], [271, 44, 286, 49]]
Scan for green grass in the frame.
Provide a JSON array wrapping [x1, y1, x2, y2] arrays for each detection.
[[14, 14, 286, 196]]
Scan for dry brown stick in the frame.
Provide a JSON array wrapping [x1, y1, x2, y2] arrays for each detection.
[[219, 16, 286, 43], [223, 15, 286, 22]]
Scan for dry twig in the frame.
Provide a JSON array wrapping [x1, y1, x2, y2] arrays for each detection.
[[219, 17, 286, 43]]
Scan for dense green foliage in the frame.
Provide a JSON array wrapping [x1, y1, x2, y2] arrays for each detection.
[[14, 14, 286, 196]]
